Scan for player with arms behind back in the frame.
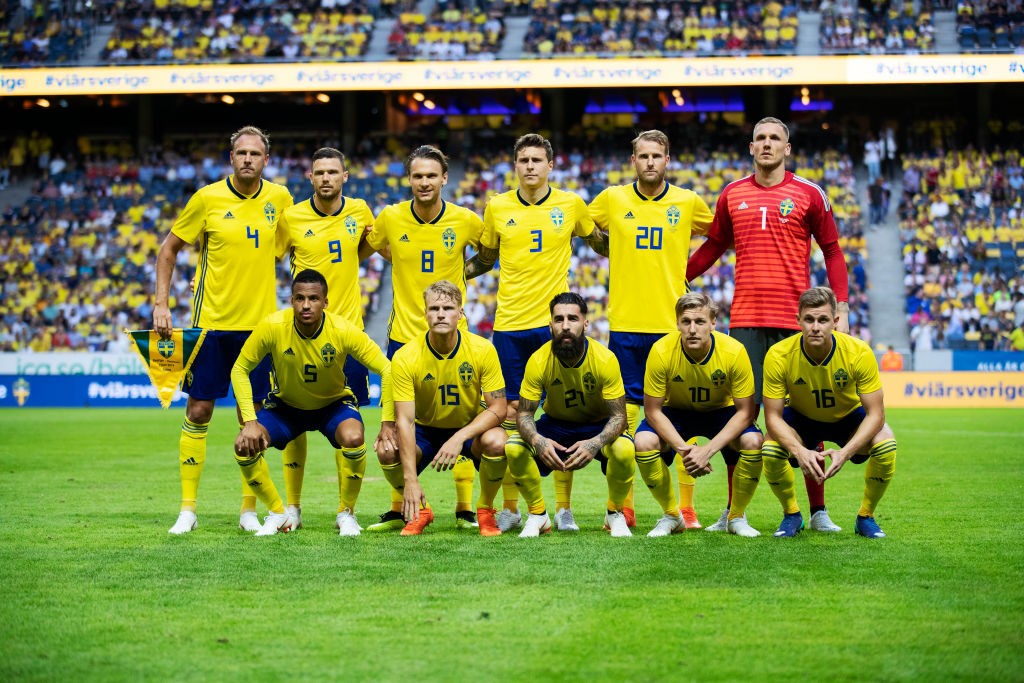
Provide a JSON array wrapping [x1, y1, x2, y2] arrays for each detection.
[[274, 147, 377, 532], [365, 145, 484, 532], [730, 287, 896, 538], [590, 129, 713, 530], [154, 125, 293, 535], [687, 116, 851, 535]]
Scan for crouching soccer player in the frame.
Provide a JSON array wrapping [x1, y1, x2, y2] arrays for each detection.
[[634, 292, 764, 537], [505, 292, 635, 538], [729, 286, 896, 538], [380, 280, 509, 536], [230, 268, 393, 536]]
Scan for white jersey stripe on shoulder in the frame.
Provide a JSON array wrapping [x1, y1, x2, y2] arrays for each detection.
[[792, 175, 831, 212]]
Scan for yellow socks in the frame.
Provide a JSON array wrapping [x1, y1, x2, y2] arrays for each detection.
[[603, 436, 635, 511], [762, 441, 800, 514], [234, 452, 284, 514], [728, 449, 763, 519], [337, 444, 366, 512], [505, 437, 545, 515], [178, 418, 207, 511], [860, 439, 897, 516], [477, 454, 507, 509], [453, 455, 476, 513], [282, 433, 307, 508], [553, 469, 573, 510], [636, 449, 678, 514]]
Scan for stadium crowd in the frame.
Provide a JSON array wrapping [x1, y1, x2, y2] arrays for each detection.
[[898, 144, 1024, 350], [819, 0, 937, 52], [387, 2, 505, 60]]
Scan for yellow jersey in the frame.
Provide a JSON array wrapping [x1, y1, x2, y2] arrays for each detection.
[[763, 332, 882, 421], [171, 176, 293, 330], [231, 309, 392, 423], [644, 331, 754, 410], [520, 337, 625, 423], [276, 196, 374, 328], [391, 330, 505, 429], [367, 200, 482, 343], [482, 187, 595, 331], [590, 182, 712, 333]]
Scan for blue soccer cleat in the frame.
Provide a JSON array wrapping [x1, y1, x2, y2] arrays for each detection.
[[773, 512, 804, 537], [855, 515, 887, 538]]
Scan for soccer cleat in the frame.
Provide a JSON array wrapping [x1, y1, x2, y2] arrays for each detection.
[[647, 513, 685, 537], [604, 511, 632, 538], [400, 507, 434, 536], [680, 506, 702, 530], [255, 511, 292, 536], [366, 510, 405, 532], [477, 507, 501, 537], [238, 510, 261, 532], [519, 513, 552, 538], [168, 510, 197, 535], [496, 508, 523, 532], [773, 512, 805, 537], [286, 505, 303, 531], [728, 517, 761, 537], [855, 515, 887, 538], [554, 507, 580, 532], [455, 510, 479, 529], [335, 509, 361, 537], [705, 508, 730, 532], [623, 506, 637, 528], [810, 509, 842, 532]]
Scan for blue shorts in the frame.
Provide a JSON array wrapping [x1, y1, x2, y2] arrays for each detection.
[[386, 338, 405, 361], [343, 355, 371, 407], [184, 330, 272, 401], [781, 406, 868, 459], [609, 331, 666, 404], [258, 397, 362, 449], [492, 326, 550, 401], [637, 405, 761, 465], [532, 415, 626, 476], [413, 425, 478, 475]]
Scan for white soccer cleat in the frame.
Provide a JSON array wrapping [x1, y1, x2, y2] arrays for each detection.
[[727, 516, 761, 538], [554, 507, 580, 532], [285, 505, 303, 531], [519, 513, 552, 538], [496, 508, 523, 532], [810, 509, 842, 532], [335, 509, 362, 537], [255, 511, 292, 537], [168, 510, 197, 535], [704, 508, 730, 532], [647, 513, 685, 537], [239, 510, 261, 532], [605, 511, 632, 538]]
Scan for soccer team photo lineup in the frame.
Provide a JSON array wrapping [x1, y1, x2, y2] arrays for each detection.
[[146, 122, 896, 541]]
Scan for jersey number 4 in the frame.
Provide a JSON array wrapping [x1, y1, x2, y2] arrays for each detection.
[[247, 226, 259, 247]]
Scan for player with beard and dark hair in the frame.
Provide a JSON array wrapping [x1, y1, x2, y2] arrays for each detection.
[[504, 293, 636, 538]]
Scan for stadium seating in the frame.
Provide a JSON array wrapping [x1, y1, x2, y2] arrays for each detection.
[[387, 2, 505, 60], [0, 7, 92, 64], [956, 0, 1023, 53], [819, 0, 935, 53]]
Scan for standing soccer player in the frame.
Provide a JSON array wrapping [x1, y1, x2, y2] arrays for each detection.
[[687, 116, 851, 535], [465, 133, 606, 534], [634, 292, 763, 537], [505, 293, 634, 538], [590, 129, 713, 530], [231, 269, 393, 536], [275, 147, 378, 532], [381, 281, 509, 536], [154, 125, 293, 535], [729, 287, 896, 538], [365, 146, 484, 531]]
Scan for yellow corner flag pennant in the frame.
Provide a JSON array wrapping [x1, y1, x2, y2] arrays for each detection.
[[125, 328, 207, 408]]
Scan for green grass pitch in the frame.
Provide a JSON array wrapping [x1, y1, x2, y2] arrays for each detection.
[[1, 407, 1022, 681]]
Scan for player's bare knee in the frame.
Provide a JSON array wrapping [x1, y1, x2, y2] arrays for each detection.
[[738, 431, 763, 452], [376, 446, 399, 465], [185, 398, 214, 424], [478, 427, 507, 458], [336, 422, 365, 449], [633, 431, 659, 453]]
